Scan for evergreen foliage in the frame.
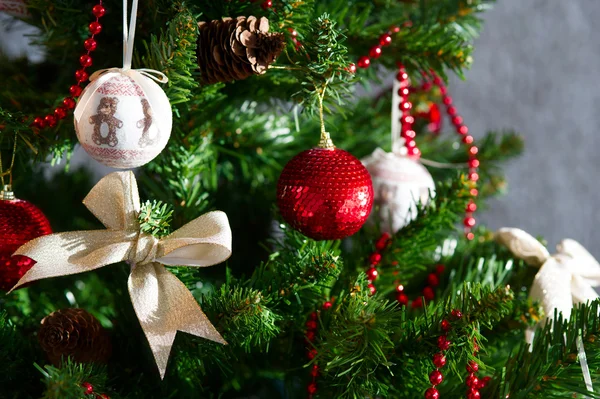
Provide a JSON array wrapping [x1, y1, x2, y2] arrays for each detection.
[[1, 0, 595, 398]]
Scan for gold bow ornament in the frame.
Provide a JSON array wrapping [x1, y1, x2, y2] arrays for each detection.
[[9, 171, 232, 378], [495, 227, 600, 344]]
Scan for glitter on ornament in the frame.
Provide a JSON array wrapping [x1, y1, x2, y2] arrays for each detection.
[[362, 148, 435, 233], [0, 187, 52, 291], [277, 147, 373, 240]]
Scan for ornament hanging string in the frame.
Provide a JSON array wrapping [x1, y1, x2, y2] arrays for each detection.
[[87, 0, 167, 85], [0, 131, 18, 191]]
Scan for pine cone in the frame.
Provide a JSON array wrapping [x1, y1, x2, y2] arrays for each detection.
[[197, 16, 286, 84], [38, 308, 111, 366]]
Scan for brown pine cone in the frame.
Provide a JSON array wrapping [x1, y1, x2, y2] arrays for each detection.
[[197, 16, 286, 85], [38, 308, 111, 366]]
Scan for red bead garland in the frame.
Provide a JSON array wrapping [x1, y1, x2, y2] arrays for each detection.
[[30, 1, 105, 132], [431, 75, 479, 240], [81, 381, 111, 399], [305, 301, 332, 399]]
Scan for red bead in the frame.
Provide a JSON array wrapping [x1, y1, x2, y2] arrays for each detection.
[[469, 188, 479, 197], [398, 87, 410, 97], [32, 116, 45, 129], [375, 236, 390, 251], [442, 96, 452, 105], [479, 376, 491, 388], [306, 330, 316, 341], [69, 85, 82, 97], [406, 147, 421, 158], [84, 38, 97, 51], [307, 349, 317, 359], [440, 319, 451, 332], [379, 33, 392, 46], [88, 21, 102, 35], [458, 125, 469, 135], [63, 97, 76, 109], [452, 116, 463, 126], [411, 297, 423, 308], [405, 139, 416, 149], [402, 130, 416, 139], [469, 146, 479, 156], [396, 293, 409, 305], [466, 388, 481, 399], [82, 382, 94, 395], [422, 286, 434, 301], [395, 284, 404, 292], [463, 135, 474, 144], [437, 335, 450, 351], [473, 343, 480, 353], [466, 373, 479, 388], [54, 107, 67, 120], [466, 232, 475, 241], [391, 25, 400, 33], [468, 159, 480, 168], [75, 69, 89, 83], [447, 106, 457, 116], [357, 56, 371, 68], [261, 0, 273, 9], [310, 312, 318, 321], [307, 382, 318, 394], [79, 54, 93, 67], [369, 45, 382, 59], [322, 301, 333, 310], [92, 4, 105, 17], [464, 217, 476, 228], [347, 63, 357, 74], [467, 361, 479, 373], [98, 395, 110, 399], [451, 309, 463, 319], [401, 101, 412, 111], [401, 115, 414, 124], [427, 273, 439, 287], [306, 320, 317, 330], [435, 264, 445, 275], [466, 202, 477, 213], [311, 364, 320, 377], [277, 148, 373, 240], [424, 387, 440, 399], [369, 253, 382, 266], [432, 352, 447, 368], [429, 369, 443, 385], [368, 283, 376, 295], [44, 115, 57, 128], [397, 71, 409, 81], [469, 172, 479, 182], [288, 28, 298, 37], [366, 267, 378, 281]]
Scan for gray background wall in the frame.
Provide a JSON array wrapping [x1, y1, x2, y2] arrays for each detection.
[[448, 0, 600, 257], [2, 1, 600, 256]]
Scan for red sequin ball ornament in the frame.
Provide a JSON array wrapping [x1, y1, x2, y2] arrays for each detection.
[[0, 187, 52, 291], [277, 147, 373, 240]]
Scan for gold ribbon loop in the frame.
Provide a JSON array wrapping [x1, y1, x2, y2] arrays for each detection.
[[10, 171, 231, 378]]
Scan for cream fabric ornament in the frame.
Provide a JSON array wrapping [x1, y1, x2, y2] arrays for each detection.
[[362, 148, 435, 233], [495, 227, 600, 344], [10, 171, 232, 378], [74, 0, 172, 169]]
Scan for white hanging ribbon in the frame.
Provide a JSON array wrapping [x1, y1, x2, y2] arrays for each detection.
[[83, 0, 168, 85]]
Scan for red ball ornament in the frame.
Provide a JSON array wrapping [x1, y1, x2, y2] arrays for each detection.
[[0, 189, 52, 291], [432, 352, 447, 368], [277, 147, 373, 240]]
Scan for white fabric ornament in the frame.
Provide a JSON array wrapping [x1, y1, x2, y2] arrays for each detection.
[[362, 148, 435, 233], [74, 0, 172, 169], [74, 69, 171, 168], [495, 227, 600, 344]]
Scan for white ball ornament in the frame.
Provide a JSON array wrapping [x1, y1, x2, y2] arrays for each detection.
[[362, 148, 435, 233], [74, 69, 172, 169]]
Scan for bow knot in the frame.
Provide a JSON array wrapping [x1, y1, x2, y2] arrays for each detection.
[[131, 233, 160, 266], [10, 172, 232, 378]]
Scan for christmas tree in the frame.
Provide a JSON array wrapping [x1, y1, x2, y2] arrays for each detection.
[[1, 1, 598, 398]]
